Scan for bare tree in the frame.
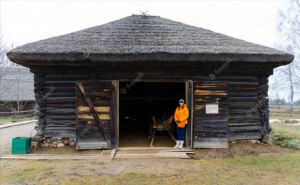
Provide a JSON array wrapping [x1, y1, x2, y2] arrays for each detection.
[[270, 0, 300, 111], [0, 25, 17, 73], [0, 25, 21, 107]]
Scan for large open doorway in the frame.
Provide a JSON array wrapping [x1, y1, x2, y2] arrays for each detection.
[[119, 82, 185, 147]]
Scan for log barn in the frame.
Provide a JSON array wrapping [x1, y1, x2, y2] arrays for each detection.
[[6, 14, 294, 149]]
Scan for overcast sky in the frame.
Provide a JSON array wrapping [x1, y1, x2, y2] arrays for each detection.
[[1, 0, 295, 100]]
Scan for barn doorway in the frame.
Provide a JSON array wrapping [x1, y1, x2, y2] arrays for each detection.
[[119, 82, 185, 147]]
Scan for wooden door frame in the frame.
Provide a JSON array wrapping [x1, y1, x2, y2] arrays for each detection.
[[185, 80, 193, 149], [115, 80, 192, 149], [112, 80, 119, 149]]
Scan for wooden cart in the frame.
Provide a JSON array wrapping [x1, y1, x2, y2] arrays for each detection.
[[149, 112, 176, 147]]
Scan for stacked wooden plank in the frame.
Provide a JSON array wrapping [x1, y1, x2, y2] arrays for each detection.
[[75, 81, 113, 149], [193, 81, 229, 148]]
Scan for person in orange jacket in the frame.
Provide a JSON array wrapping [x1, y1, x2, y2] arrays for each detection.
[[173, 99, 189, 149]]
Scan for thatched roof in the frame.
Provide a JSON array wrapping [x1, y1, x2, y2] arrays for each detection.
[[7, 14, 294, 66], [0, 67, 34, 101]]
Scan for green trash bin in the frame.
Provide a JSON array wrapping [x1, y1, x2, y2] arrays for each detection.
[[11, 137, 32, 154]]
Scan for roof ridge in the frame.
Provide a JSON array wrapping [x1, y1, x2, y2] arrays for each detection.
[[131, 14, 160, 18]]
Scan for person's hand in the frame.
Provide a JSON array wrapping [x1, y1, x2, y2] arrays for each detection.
[[176, 120, 180, 123]]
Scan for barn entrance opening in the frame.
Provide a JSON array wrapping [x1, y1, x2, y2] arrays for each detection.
[[119, 82, 185, 147]]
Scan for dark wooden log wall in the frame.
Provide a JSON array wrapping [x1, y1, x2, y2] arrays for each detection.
[[193, 81, 229, 148], [34, 74, 92, 138], [227, 77, 264, 140], [31, 64, 273, 144]]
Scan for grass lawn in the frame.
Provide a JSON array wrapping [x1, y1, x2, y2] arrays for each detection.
[[270, 120, 300, 149], [0, 153, 300, 184], [269, 112, 300, 120], [0, 106, 299, 184]]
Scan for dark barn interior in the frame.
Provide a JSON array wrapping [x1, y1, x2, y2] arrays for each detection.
[[119, 82, 185, 147]]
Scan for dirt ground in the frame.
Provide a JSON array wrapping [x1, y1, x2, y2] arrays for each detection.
[[119, 128, 175, 147], [27, 139, 300, 159], [1, 147, 299, 184], [1, 140, 300, 184], [189, 140, 299, 160]]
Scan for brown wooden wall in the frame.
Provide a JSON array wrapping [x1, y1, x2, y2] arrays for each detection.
[[193, 81, 229, 148], [32, 64, 271, 147]]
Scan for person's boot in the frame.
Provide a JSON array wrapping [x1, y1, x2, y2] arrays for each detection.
[[173, 140, 180, 148], [179, 140, 184, 149]]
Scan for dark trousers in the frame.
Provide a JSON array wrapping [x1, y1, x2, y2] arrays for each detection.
[[176, 124, 186, 140]]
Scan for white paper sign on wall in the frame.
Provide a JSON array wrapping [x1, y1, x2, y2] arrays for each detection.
[[206, 104, 219, 114]]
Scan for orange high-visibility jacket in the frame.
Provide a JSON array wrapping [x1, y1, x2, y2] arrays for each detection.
[[174, 104, 189, 128]]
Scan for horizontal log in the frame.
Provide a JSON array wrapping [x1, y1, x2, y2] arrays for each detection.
[[193, 96, 228, 103], [193, 119, 228, 126], [45, 109, 76, 114], [36, 92, 76, 98], [229, 103, 257, 109], [30, 66, 273, 75], [44, 81, 77, 87], [46, 97, 76, 104], [42, 74, 258, 82], [228, 122, 261, 126], [76, 101, 111, 107], [194, 114, 228, 122], [229, 115, 260, 120], [193, 138, 229, 148], [228, 87, 258, 92], [193, 109, 228, 116], [194, 90, 227, 96], [194, 116, 228, 121], [44, 75, 90, 81], [194, 132, 228, 138], [77, 113, 111, 120], [229, 82, 258, 87], [193, 86, 228, 90], [194, 125, 229, 132], [194, 104, 228, 110], [229, 93, 257, 97], [228, 97, 258, 102], [44, 127, 76, 131], [76, 120, 110, 125], [229, 109, 259, 114], [77, 106, 110, 114], [76, 82, 112, 89], [229, 125, 263, 133], [45, 115, 76, 119], [229, 132, 262, 140], [76, 97, 111, 107], [76, 91, 111, 97], [43, 87, 76, 93], [46, 124, 76, 127], [46, 104, 76, 108], [229, 119, 261, 123]]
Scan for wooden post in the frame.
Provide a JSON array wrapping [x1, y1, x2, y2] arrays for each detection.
[[11, 108, 16, 123], [185, 80, 192, 149], [112, 80, 119, 149], [276, 102, 281, 116]]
